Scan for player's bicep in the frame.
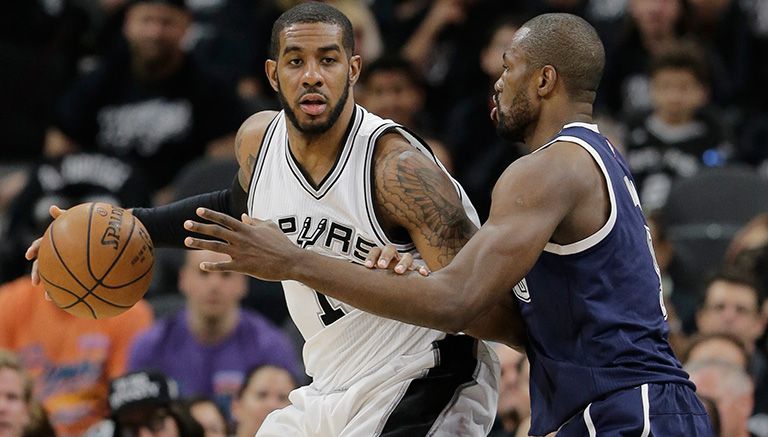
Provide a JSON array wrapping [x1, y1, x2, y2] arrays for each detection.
[[234, 111, 278, 192], [373, 136, 477, 269]]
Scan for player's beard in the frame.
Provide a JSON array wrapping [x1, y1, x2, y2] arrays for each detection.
[[277, 76, 351, 136], [496, 88, 536, 143]]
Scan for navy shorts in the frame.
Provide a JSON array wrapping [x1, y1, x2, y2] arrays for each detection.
[[557, 383, 714, 436]]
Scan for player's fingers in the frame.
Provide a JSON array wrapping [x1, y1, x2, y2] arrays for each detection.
[[394, 253, 413, 274], [199, 261, 237, 272], [364, 247, 382, 268], [377, 245, 399, 269], [31, 260, 40, 285], [196, 208, 242, 230], [44, 291, 52, 301], [25, 238, 42, 260], [418, 265, 431, 276], [184, 237, 232, 254], [184, 220, 235, 241], [50, 205, 65, 219]]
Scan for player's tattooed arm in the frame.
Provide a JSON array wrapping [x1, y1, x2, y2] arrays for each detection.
[[372, 132, 477, 269], [234, 111, 279, 192]]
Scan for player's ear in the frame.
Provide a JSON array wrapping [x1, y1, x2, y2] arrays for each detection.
[[265, 59, 279, 93], [537, 65, 557, 97], [348, 55, 362, 86]]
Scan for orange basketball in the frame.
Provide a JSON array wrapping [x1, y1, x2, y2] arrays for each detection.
[[37, 202, 154, 319]]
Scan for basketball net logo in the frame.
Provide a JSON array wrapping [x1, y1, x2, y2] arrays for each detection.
[[513, 278, 531, 303]]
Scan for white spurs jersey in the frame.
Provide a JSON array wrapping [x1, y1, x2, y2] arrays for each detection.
[[247, 105, 480, 391]]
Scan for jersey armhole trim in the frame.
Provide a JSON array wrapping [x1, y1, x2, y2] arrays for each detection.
[[247, 112, 281, 213], [542, 135, 617, 255]]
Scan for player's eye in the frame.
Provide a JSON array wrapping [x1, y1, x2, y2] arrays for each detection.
[[288, 58, 302, 66], [322, 57, 336, 64]]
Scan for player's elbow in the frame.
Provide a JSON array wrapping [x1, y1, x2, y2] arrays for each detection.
[[432, 294, 478, 335]]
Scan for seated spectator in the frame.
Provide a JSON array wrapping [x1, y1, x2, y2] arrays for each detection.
[[489, 344, 530, 437], [0, 277, 152, 437], [186, 397, 227, 437], [231, 365, 296, 437], [358, 56, 452, 172], [699, 396, 722, 437], [625, 40, 733, 211], [0, 349, 33, 437], [687, 360, 754, 437], [127, 250, 299, 420], [684, 333, 750, 371], [696, 269, 768, 415], [444, 16, 526, 220], [45, 0, 246, 194], [0, 153, 151, 283], [597, 0, 687, 116], [109, 371, 203, 437]]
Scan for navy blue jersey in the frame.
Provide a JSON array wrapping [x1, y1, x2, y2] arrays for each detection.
[[516, 122, 694, 435]]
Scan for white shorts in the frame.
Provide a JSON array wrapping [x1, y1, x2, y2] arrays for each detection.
[[256, 335, 499, 437]]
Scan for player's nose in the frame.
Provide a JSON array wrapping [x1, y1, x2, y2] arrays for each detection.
[[302, 60, 323, 88]]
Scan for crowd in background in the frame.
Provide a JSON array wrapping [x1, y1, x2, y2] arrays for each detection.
[[1, 0, 768, 436]]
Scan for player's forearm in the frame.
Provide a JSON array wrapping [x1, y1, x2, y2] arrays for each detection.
[[132, 177, 247, 248], [291, 250, 476, 334]]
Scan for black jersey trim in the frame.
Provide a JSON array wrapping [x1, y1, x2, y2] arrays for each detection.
[[247, 112, 281, 212], [284, 106, 362, 200], [363, 122, 415, 251], [377, 335, 480, 436]]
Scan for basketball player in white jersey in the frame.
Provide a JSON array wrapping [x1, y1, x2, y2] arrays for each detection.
[[26, 3, 500, 436]]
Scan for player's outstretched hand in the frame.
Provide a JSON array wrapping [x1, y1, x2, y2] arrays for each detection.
[[364, 245, 430, 276], [183, 208, 303, 281], [25, 205, 67, 292]]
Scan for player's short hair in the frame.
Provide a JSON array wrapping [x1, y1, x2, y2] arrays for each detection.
[[516, 13, 605, 101], [649, 40, 710, 88], [270, 2, 355, 59], [0, 349, 33, 404]]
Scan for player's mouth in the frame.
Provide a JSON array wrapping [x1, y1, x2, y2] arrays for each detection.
[[491, 95, 499, 123], [299, 94, 328, 116]]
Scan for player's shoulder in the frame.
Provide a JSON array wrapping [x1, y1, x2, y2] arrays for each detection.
[[235, 110, 280, 186]]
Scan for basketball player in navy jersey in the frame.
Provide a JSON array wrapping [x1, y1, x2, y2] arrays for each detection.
[[183, 13, 714, 436]]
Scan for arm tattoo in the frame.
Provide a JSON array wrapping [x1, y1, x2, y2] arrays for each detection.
[[236, 129, 258, 190], [375, 145, 476, 266]]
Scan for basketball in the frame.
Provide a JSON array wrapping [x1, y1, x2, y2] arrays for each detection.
[[37, 202, 154, 319]]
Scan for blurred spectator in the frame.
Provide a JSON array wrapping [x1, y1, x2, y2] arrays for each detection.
[[444, 15, 527, 221], [686, 0, 754, 109], [625, 40, 732, 211], [358, 56, 452, 171], [489, 344, 530, 437], [185, 397, 227, 437], [231, 365, 295, 437], [0, 349, 33, 437], [598, 0, 687, 116], [0, 153, 151, 284], [687, 360, 754, 437], [683, 333, 750, 370], [699, 395, 722, 437], [696, 269, 768, 415], [45, 0, 246, 194], [0, 0, 87, 163], [325, 0, 383, 61], [108, 371, 204, 437], [0, 277, 152, 437], [127, 249, 299, 420]]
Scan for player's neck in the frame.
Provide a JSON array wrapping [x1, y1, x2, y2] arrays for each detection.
[[187, 308, 240, 344], [526, 102, 593, 151], [286, 102, 356, 183]]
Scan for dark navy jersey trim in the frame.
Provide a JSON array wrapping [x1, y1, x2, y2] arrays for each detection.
[[378, 335, 479, 436]]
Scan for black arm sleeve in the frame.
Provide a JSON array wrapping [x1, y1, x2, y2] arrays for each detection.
[[132, 176, 248, 248]]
